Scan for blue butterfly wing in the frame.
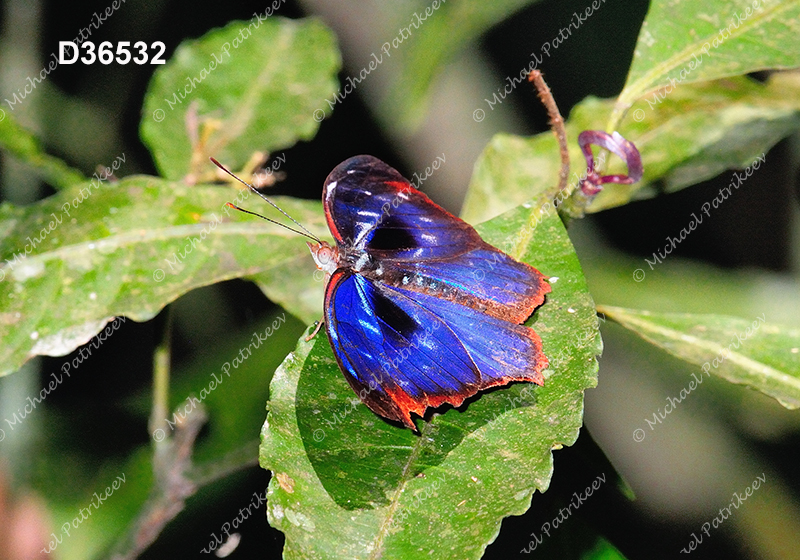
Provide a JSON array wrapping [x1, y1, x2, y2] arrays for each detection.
[[324, 271, 546, 429], [381, 246, 548, 325], [323, 155, 477, 260], [321, 155, 550, 428]]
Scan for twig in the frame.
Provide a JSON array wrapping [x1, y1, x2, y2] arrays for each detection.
[[108, 314, 262, 560], [149, 315, 171, 448], [108, 315, 197, 560], [528, 70, 570, 201], [109, 408, 204, 560], [189, 441, 261, 487]]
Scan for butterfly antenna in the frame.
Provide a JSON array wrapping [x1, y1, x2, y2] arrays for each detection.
[[223, 202, 317, 241], [210, 157, 320, 242], [211, 157, 319, 240]]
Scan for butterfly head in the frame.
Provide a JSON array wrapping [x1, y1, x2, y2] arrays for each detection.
[[307, 241, 340, 276]]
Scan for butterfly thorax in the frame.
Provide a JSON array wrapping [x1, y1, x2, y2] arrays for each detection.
[[307, 240, 378, 276]]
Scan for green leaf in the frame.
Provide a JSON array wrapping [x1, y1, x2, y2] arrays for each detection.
[[252, 255, 325, 325], [0, 176, 327, 376], [260, 202, 600, 559], [582, 539, 629, 560], [140, 17, 340, 180], [597, 306, 800, 409], [593, 73, 800, 212], [378, 0, 542, 131], [460, 74, 800, 223], [610, 0, 800, 128], [0, 111, 86, 190]]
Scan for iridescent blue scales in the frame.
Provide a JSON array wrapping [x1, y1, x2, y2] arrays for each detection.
[[308, 156, 550, 429]]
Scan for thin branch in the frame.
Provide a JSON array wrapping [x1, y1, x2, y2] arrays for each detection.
[[108, 406, 205, 560], [528, 70, 570, 201], [189, 441, 261, 487], [149, 315, 171, 447], [108, 313, 260, 560]]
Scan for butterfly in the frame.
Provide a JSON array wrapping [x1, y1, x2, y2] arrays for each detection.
[[306, 155, 551, 429]]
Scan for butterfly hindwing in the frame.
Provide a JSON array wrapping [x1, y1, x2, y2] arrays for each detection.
[[324, 271, 547, 429], [324, 271, 479, 428]]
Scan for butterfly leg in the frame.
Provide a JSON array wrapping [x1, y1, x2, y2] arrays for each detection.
[[305, 319, 324, 341]]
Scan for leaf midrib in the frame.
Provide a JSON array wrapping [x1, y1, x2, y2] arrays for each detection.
[[601, 306, 800, 394], [207, 24, 295, 154], [621, 0, 788, 105], [368, 419, 435, 560], [0, 222, 318, 273]]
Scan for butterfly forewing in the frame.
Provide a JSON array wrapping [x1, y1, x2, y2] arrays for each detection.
[[323, 156, 551, 322]]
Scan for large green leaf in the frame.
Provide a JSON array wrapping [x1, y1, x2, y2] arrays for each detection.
[[140, 17, 340, 180], [610, 0, 800, 128], [598, 306, 800, 409], [0, 176, 327, 376], [252, 254, 325, 325], [594, 73, 800, 212], [259, 201, 600, 559], [460, 74, 800, 223]]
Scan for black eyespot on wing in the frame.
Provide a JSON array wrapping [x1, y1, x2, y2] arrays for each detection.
[[369, 286, 419, 339], [367, 225, 418, 252]]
